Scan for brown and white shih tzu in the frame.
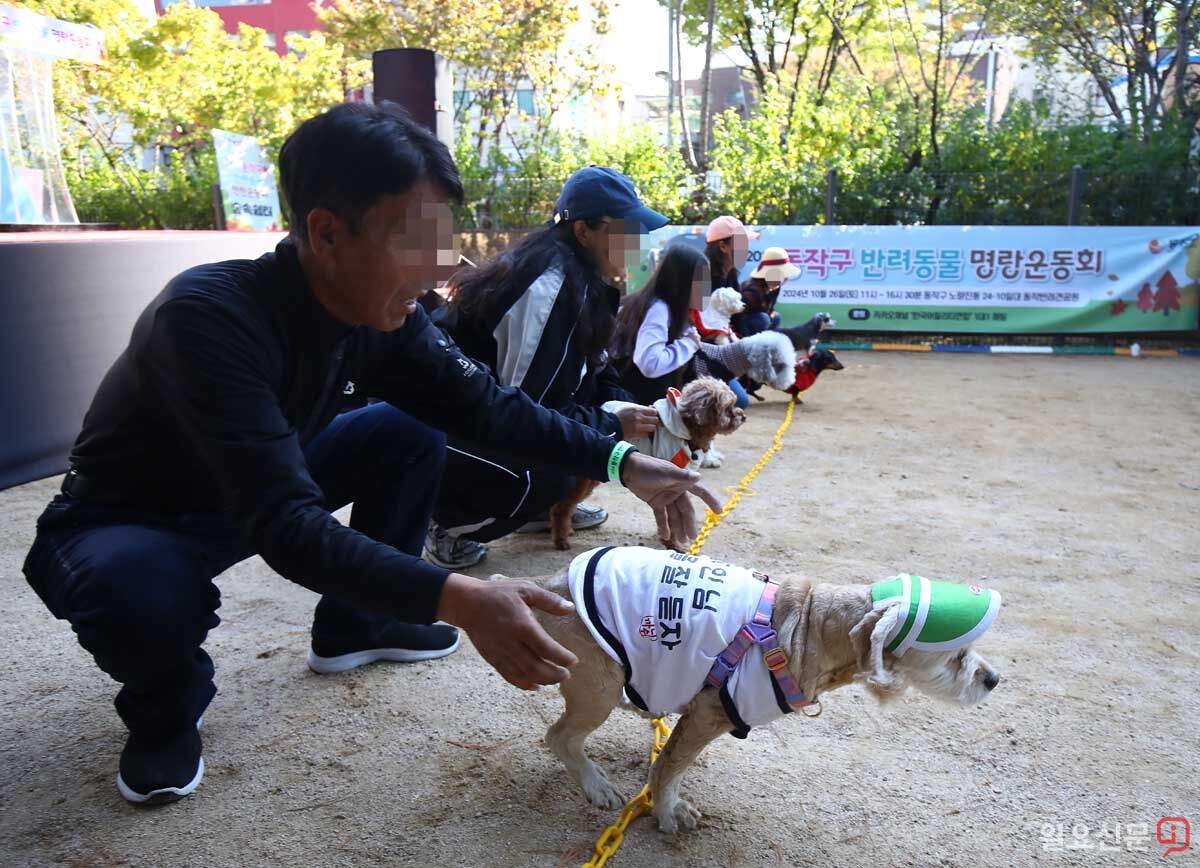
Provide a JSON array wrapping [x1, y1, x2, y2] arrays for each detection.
[[548, 378, 746, 551]]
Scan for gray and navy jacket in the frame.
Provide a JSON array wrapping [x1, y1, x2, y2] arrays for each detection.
[[434, 252, 632, 437]]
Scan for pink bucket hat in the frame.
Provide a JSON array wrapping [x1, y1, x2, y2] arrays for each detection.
[[705, 215, 761, 243]]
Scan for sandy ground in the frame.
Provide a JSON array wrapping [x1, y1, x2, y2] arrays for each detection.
[[1, 352, 1198, 868]]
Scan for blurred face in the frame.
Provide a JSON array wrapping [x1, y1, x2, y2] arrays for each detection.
[[576, 217, 643, 287], [724, 231, 750, 269], [302, 180, 459, 331], [689, 260, 712, 310]]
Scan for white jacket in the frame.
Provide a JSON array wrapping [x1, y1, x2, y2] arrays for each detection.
[[632, 299, 700, 378]]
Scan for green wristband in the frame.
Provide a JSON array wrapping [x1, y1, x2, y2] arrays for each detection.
[[607, 441, 637, 484]]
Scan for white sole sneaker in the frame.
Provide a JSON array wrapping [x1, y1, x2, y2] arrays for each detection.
[[306, 632, 462, 674], [117, 757, 204, 805], [516, 505, 609, 534], [422, 545, 487, 570]]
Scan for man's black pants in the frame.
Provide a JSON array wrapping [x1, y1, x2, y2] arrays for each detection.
[[433, 439, 577, 543], [22, 404, 445, 741]]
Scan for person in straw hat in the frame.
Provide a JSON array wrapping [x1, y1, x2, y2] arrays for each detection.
[[733, 245, 799, 337]]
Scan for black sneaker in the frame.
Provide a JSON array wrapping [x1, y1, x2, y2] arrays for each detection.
[[307, 622, 461, 674], [117, 726, 204, 805]]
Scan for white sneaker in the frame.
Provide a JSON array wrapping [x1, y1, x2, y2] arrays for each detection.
[[516, 503, 609, 533], [424, 523, 487, 569]]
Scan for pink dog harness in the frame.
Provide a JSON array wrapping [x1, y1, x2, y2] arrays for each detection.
[[705, 580, 813, 720]]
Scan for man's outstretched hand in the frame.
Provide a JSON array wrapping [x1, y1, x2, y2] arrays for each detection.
[[619, 451, 724, 550], [437, 573, 578, 690]]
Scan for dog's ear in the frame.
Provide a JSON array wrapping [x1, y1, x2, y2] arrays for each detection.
[[848, 602, 906, 702]]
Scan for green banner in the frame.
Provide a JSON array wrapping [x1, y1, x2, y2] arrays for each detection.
[[639, 225, 1200, 334]]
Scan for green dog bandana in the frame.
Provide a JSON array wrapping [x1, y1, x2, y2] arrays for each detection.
[[870, 574, 1001, 656]]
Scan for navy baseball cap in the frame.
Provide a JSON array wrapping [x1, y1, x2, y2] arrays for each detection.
[[551, 166, 669, 232]]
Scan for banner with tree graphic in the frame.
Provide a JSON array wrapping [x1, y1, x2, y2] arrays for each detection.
[[643, 226, 1200, 334]]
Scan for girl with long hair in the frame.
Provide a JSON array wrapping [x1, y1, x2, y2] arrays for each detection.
[[610, 244, 711, 406]]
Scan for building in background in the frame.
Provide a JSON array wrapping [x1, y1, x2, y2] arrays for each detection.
[[629, 66, 756, 153], [951, 30, 1199, 129], [148, 0, 763, 157], [155, 0, 320, 56]]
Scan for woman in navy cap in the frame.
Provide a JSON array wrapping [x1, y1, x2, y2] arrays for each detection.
[[427, 167, 669, 569]]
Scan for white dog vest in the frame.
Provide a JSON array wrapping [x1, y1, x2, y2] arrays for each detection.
[[602, 390, 693, 469], [568, 546, 793, 736]]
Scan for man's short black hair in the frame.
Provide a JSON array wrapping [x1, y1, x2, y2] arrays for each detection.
[[278, 102, 464, 242]]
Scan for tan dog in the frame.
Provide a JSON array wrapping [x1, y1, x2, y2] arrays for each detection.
[[515, 549, 1002, 834], [549, 378, 746, 551]]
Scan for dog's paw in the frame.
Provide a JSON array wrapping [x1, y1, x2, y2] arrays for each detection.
[[655, 797, 701, 834], [582, 771, 625, 810], [700, 448, 723, 468], [661, 536, 689, 553]]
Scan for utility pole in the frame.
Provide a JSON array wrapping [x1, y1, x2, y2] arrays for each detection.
[[666, 1, 675, 155]]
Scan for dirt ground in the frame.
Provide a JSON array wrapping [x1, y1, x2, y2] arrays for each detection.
[[1, 352, 1197, 868]]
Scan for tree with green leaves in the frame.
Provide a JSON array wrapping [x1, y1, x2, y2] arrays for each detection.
[[879, 0, 994, 167], [453, 119, 692, 228], [671, 0, 885, 120], [24, 0, 367, 228], [992, 0, 1198, 139], [318, 0, 611, 155]]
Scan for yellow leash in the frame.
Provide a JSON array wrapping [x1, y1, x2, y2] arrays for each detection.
[[581, 399, 798, 868]]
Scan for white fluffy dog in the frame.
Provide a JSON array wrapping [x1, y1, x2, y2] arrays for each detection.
[[737, 330, 797, 390], [519, 548, 1002, 834], [694, 325, 797, 393], [697, 288, 745, 345]]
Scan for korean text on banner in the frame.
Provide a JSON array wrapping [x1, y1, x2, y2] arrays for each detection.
[[642, 226, 1200, 335], [0, 5, 106, 63], [212, 129, 282, 233]]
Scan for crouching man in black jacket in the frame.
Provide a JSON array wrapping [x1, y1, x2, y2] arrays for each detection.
[[21, 103, 719, 806]]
